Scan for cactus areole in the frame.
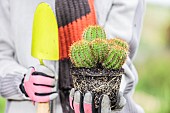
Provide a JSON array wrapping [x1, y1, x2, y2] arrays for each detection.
[[69, 25, 129, 110]]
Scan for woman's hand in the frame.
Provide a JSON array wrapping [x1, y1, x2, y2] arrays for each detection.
[[69, 88, 126, 113], [20, 65, 58, 102]]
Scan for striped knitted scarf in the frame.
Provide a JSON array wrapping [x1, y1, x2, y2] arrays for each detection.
[[55, 0, 96, 112], [55, 0, 96, 59]]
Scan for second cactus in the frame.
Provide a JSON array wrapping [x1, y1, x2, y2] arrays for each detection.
[[90, 38, 109, 63], [83, 25, 106, 41], [102, 45, 128, 69], [69, 40, 96, 68]]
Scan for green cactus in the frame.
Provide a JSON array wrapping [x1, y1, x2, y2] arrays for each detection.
[[108, 38, 129, 51], [69, 40, 96, 68], [102, 45, 128, 69], [90, 38, 109, 63], [70, 27, 129, 69], [83, 25, 106, 41]]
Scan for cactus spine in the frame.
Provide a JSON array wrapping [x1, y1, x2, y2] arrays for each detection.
[[83, 25, 106, 41], [102, 45, 128, 69], [90, 38, 109, 63], [102, 38, 129, 69], [108, 38, 129, 51], [69, 40, 96, 68]]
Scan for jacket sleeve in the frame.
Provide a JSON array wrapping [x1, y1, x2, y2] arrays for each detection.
[[0, 0, 28, 100], [101, 0, 144, 59]]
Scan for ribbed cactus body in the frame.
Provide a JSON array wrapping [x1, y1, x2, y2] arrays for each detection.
[[83, 26, 106, 41], [102, 46, 128, 69], [90, 38, 109, 63], [108, 38, 129, 51], [69, 40, 96, 68]]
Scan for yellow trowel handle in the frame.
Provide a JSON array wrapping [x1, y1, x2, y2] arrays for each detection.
[[37, 103, 50, 113], [37, 61, 50, 113]]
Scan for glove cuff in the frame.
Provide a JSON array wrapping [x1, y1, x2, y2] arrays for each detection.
[[19, 75, 29, 97]]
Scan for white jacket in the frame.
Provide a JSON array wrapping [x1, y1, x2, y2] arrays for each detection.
[[0, 0, 145, 113]]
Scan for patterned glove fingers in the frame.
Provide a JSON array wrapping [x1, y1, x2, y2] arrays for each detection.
[[23, 66, 58, 102], [99, 92, 126, 113], [98, 95, 111, 113], [69, 88, 126, 113], [114, 92, 126, 111], [69, 88, 95, 113]]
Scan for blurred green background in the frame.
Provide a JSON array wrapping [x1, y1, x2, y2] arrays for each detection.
[[0, 2, 170, 113], [133, 3, 170, 113]]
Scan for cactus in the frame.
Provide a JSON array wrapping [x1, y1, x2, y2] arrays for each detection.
[[90, 38, 109, 63], [108, 38, 129, 51], [69, 40, 96, 68], [102, 45, 128, 69], [69, 28, 129, 69], [83, 25, 106, 41]]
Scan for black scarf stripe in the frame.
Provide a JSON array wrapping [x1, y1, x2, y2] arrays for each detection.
[[55, 0, 90, 27]]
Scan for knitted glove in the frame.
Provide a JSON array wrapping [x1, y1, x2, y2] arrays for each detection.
[[69, 88, 126, 113], [20, 65, 58, 102]]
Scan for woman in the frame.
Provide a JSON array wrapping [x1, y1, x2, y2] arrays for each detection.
[[0, 0, 145, 113]]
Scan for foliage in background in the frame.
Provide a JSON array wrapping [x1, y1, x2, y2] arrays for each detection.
[[134, 4, 170, 113], [0, 97, 6, 113]]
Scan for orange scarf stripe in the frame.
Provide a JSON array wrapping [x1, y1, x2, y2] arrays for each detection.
[[59, 27, 66, 58], [67, 22, 74, 47], [88, 0, 96, 24], [58, 0, 96, 59], [63, 25, 70, 56], [81, 16, 87, 32]]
